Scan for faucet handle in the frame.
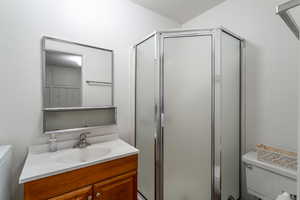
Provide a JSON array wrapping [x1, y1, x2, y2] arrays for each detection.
[[80, 132, 90, 140], [73, 132, 91, 148]]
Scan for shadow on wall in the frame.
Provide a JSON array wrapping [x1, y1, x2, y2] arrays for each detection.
[[244, 40, 265, 152], [241, 41, 263, 200]]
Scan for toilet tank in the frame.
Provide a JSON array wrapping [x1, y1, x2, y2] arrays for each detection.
[[0, 145, 12, 200], [242, 151, 297, 200]]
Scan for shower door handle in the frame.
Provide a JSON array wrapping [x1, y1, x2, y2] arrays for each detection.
[[154, 104, 158, 120], [161, 113, 165, 127], [154, 103, 166, 127]]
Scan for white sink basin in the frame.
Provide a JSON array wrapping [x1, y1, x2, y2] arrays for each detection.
[[19, 139, 139, 184], [53, 146, 111, 164]]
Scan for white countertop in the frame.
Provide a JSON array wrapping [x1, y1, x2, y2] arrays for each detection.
[[19, 138, 138, 184], [242, 151, 297, 180]]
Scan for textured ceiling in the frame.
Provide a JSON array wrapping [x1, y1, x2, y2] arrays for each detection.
[[130, 0, 226, 23]]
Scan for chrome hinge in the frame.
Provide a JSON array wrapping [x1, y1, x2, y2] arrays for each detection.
[[161, 113, 165, 127], [241, 40, 246, 48], [154, 58, 159, 67]]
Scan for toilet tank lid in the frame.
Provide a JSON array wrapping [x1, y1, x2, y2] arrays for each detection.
[[0, 145, 12, 164], [242, 151, 297, 180]]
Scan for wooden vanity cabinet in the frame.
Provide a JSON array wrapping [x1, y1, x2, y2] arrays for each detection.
[[24, 155, 137, 200]]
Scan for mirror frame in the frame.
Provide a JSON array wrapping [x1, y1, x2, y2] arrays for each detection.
[[41, 36, 116, 135], [41, 36, 114, 109]]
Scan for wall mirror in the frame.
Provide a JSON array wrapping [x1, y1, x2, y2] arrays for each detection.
[[42, 37, 116, 134], [42, 36, 114, 109]]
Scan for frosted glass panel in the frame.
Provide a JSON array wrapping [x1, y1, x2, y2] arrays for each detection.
[[163, 36, 212, 200], [135, 36, 156, 200], [220, 32, 240, 200]]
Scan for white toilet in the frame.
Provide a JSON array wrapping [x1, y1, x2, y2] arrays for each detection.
[[243, 151, 297, 200]]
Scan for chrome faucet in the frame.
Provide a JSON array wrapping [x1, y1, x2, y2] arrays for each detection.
[[74, 132, 91, 148]]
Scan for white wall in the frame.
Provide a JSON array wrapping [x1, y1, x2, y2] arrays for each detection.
[[0, 0, 179, 199], [183, 0, 299, 153]]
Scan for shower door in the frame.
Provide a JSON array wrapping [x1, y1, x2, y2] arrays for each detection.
[[135, 36, 156, 200], [162, 35, 213, 200], [135, 28, 242, 200]]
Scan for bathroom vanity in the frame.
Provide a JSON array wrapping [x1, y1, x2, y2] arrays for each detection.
[[19, 36, 137, 199], [19, 138, 138, 200], [18, 36, 136, 200]]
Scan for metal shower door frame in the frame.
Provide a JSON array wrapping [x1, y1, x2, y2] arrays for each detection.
[[157, 29, 218, 200], [134, 27, 245, 200], [133, 32, 159, 200]]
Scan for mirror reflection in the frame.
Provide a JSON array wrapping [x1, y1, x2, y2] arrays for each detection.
[[43, 37, 114, 108], [45, 51, 83, 108]]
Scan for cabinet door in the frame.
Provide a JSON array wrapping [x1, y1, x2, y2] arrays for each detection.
[[93, 171, 137, 200], [48, 185, 93, 200]]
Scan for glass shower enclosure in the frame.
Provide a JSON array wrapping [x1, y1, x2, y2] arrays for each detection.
[[134, 28, 244, 200]]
